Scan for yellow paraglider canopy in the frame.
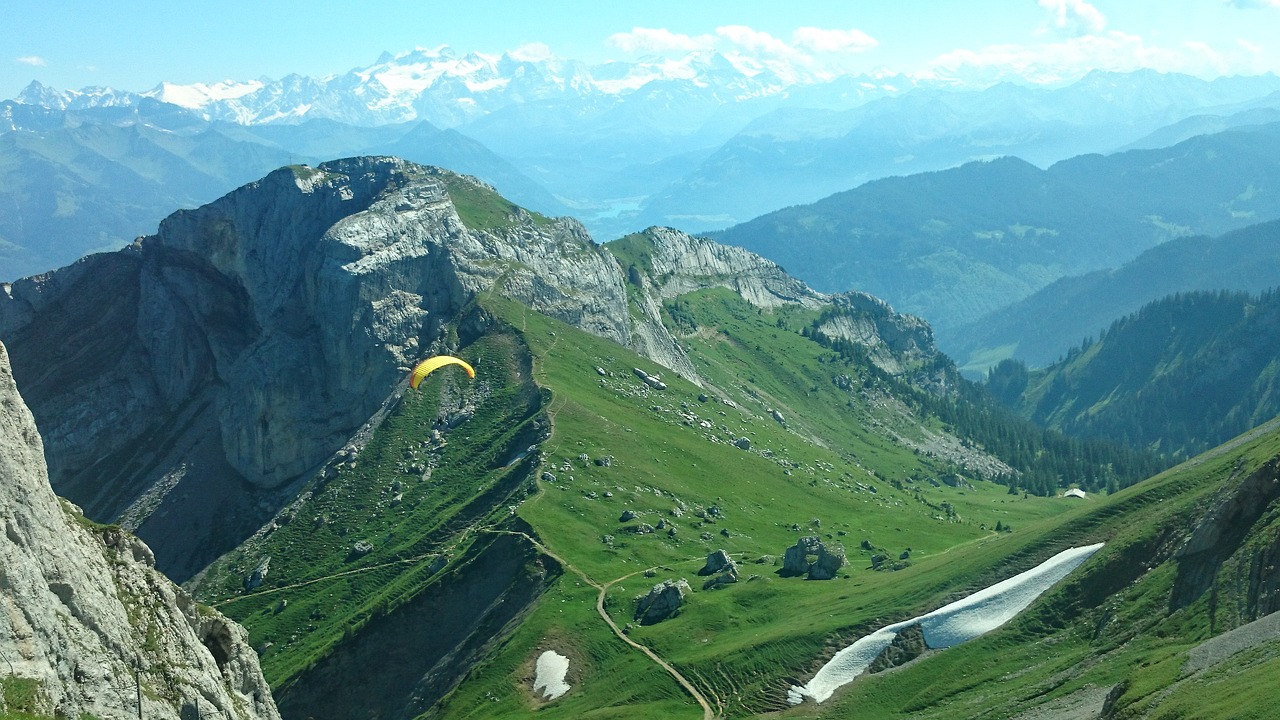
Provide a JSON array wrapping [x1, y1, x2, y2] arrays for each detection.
[[409, 355, 476, 389]]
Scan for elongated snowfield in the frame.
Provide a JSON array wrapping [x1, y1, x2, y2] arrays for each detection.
[[789, 542, 1104, 705], [533, 650, 571, 700]]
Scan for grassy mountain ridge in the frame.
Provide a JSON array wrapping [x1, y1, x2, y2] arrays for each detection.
[[198, 283, 1280, 719], [9, 158, 1277, 718], [989, 289, 1280, 462]]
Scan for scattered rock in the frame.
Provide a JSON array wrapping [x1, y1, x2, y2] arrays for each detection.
[[620, 510, 638, 522], [595, 456, 614, 467], [245, 557, 271, 591], [348, 540, 374, 560], [734, 437, 751, 451], [781, 536, 846, 579], [701, 549, 738, 576], [541, 472, 557, 482], [702, 571, 738, 590], [634, 579, 691, 624]]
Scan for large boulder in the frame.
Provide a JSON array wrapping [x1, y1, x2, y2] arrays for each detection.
[[781, 536, 846, 579], [700, 549, 738, 576], [634, 579, 691, 624], [809, 543, 848, 580]]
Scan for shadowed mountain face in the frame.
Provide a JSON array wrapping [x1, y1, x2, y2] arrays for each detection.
[[0, 157, 647, 578]]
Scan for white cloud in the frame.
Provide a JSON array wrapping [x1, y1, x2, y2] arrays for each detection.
[[16, 55, 47, 67], [607, 27, 715, 54], [508, 42, 553, 62], [1037, 0, 1107, 35], [1223, 0, 1280, 8], [792, 27, 878, 54], [716, 25, 800, 57]]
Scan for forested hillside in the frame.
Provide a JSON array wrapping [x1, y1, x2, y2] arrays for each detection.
[[988, 289, 1280, 461]]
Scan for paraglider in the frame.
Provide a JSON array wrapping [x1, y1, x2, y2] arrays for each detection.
[[408, 355, 475, 389]]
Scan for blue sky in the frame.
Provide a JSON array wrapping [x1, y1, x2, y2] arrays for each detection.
[[4, 0, 1279, 98]]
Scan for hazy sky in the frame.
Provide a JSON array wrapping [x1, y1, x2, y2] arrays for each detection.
[[4, 0, 1279, 98]]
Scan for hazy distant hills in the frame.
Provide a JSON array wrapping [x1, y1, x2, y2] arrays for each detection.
[[9, 59, 1280, 270], [947, 219, 1280, 372], [988, 289, 1280, 461], [0, 104, 567, 280], [711, 120, 1280, 335], [637, 72, 1280, 232]]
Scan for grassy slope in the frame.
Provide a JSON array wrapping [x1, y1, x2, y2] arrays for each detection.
[[431, 291, 1075, 718], [801, 420, 1280, 719], [194, 327, 546, 686], [193, 276, 1280, 719]]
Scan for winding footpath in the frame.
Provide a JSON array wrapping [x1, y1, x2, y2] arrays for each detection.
[[492, 529, 719, 720]]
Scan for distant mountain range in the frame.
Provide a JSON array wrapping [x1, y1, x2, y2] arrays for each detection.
[[711, 120, 1280, 337], [6, 52, 1280, 280], [948, 219, 1280, 372]]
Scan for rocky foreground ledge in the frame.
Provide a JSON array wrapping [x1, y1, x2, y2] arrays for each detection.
[[0, 339, 279, 720]]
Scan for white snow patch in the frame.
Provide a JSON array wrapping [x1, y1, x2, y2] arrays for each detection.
[[533, 650, 571, 700], [788, 542, 1104, 705]]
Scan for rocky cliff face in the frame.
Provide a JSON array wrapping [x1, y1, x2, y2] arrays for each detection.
[[813, 292, 938, 378], [0, 157, 937, 580], [0, 158, 688, 578], [0, 340, 279, 720]]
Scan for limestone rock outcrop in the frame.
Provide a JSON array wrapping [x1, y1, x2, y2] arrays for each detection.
[[628, 226, 825, 309], [0, 159, 692, 578], [812, 292, 937, 378], [0, 340, 279, 720]]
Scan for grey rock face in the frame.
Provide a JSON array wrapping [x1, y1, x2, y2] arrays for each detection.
[[809, 543, 848, 580], [0, 340, 279, 720], [0, 158, 696, 578], [634, 579, 691, 624], [637, 226, 825, 309], [813, 292, 936, 378]]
